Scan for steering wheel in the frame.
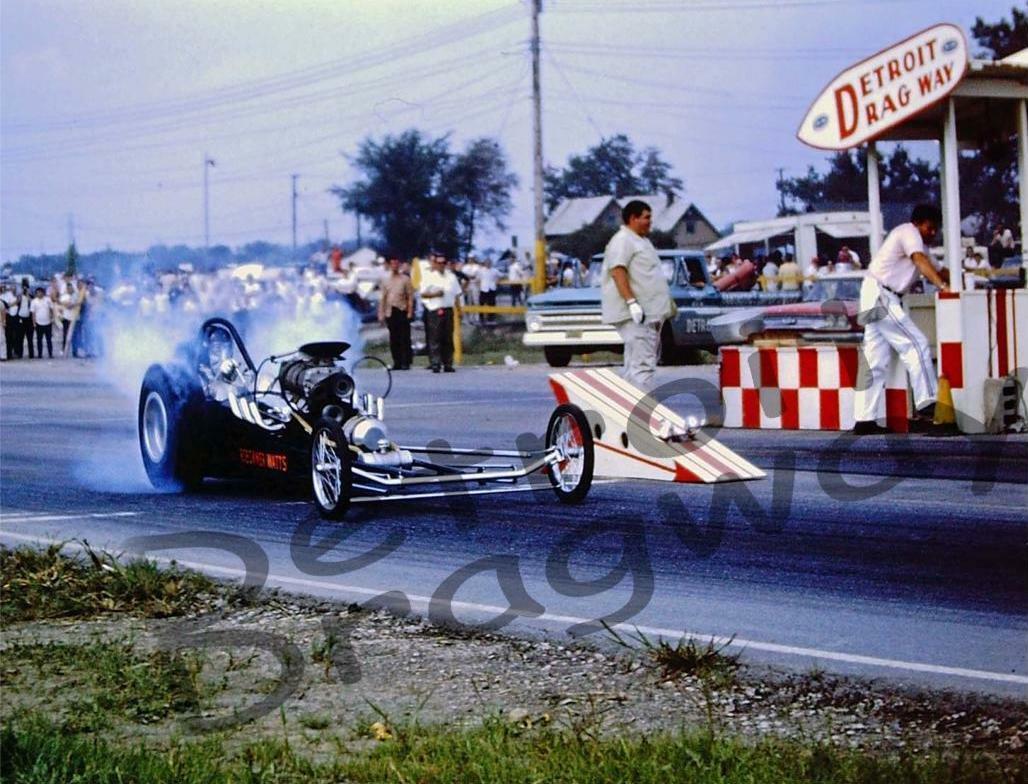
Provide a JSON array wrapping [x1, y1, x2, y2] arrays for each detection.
[[349, 356, 393, 400]]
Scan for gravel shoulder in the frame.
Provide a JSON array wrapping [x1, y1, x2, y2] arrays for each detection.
[[3, 584, 1025, 761]]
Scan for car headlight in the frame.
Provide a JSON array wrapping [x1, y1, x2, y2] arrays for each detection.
[[525, 313, 543, 332]]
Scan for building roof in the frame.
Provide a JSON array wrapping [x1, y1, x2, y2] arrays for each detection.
[[544, 195, 616, 236], [615, 194, 685, 233], [545, 193, 718, 237]]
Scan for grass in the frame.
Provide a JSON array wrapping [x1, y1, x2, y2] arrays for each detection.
[[3, 638, 208, 731], [1, 713, 1019, 784], [0, 543, 218, 624], [605, 623, 741, 687]]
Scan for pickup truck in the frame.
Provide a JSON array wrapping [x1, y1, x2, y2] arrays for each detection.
[[523, 250, 802, 367]]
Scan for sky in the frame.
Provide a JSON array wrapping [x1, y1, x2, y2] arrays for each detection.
[[0, 0, 1014, 262]]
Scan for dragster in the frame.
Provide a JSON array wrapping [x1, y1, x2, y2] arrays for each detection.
[[138, 319, 762, 520]]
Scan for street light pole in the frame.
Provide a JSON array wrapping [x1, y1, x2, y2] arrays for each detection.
[[291, 174, 299, 252], [203, 154, 215, 249]]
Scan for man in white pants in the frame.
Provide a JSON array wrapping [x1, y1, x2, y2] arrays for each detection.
[[853, 204, 949, 435], [601, 200, 675, 390]]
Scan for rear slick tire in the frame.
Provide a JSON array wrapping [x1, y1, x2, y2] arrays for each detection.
[[138, 365, 204, 491]]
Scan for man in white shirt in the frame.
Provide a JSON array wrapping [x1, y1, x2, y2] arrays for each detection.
[[477, 259, 502, 323], [854, 204, 949, 435], [761, 256, 780, 292], [508, 257, 526, 306], [418, 252, 463, 372], [601, 200, 675, 390], [29, 287, 56, 358]]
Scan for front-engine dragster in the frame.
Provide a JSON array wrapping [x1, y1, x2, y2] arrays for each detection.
[[138, 318, 595, 518]]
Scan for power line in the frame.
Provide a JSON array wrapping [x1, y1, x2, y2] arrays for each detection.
[[2, 4, 525, 135]]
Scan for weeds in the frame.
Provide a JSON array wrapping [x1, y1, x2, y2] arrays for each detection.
[[604, 622, 741, 686], [0, 543, 217, 624], [3, 638, 209, 730]]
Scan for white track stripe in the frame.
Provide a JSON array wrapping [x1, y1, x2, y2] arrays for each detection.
[[1, 529, 1023, 686], [0, 511, 140, 524]]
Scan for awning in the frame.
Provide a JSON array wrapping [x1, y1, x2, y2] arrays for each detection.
[[705, 226, 787, 252], [814, 221, 871, 239]]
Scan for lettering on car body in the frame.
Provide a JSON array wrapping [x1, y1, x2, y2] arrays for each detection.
[[239, 448, 289, 472]]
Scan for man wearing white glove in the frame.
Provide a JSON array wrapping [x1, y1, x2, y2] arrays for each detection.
[[600, 200, 675, 389]]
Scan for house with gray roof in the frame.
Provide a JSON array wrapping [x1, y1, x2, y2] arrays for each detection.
[[544, 194, 720, 250]]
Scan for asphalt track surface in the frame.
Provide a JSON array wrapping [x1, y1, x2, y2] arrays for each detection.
[[1, 358, 1026, 698]]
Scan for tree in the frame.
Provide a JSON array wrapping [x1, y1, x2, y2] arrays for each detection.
[[446, 138, 518, 258], [971, 4, 1028, 58], [333, 130, 456, 259], [65, 243, 78, 276], [544, 134, 683, 210], [776, 146, 941, 215], [777, 8, 1024, 237], [332, 130, 517, 259], [549, 223, 616, 262]]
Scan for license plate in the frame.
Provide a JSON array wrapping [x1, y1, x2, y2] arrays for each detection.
[[566, 330, 582, 339], [684, 318, 707, 332]]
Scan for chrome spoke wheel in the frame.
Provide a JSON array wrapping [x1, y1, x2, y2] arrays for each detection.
[[312, 429, 342, 509], [142, 391, 168, 464], [545, 403, 594, 504], [552, 414, 584, 491]]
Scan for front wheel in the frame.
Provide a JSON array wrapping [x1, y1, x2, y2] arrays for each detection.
[[545, 403, 594, 504], [311, 418, 353, 519]]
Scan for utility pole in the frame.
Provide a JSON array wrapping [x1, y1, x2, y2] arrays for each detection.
[[203, 154, 216, 249], [291, 174, 299, 251], [531, 0, 546, 295], [775, 167, 786, 215]]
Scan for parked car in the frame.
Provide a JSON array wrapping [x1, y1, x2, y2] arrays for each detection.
[[708, 272, 865, 345], [523, 251, 802, 367]]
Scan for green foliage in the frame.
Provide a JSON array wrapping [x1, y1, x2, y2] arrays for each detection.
[[4, 639, 207, 730], [65, 242, 78, 276], [779, 7, 1026, 236], [544, 134, 683, 211], [604, 623, 741, 687], [648, 228, 678, 250], [0, 543, 217, 624], [959, 138, 1019, 241], [776, 146, 939, 216], [448, 137, 519, 258], [332, 129, 517, 259], [972, 4, 1028, 58], [2, 713, 1019, 783]]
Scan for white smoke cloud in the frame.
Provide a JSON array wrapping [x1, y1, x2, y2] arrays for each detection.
[[72, 273, 366, 493]]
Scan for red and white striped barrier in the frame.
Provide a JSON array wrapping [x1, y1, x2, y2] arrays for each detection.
[[936, 290, 1028, 433], [548, 368, 764, 484], [720, 345, 911, 432]]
